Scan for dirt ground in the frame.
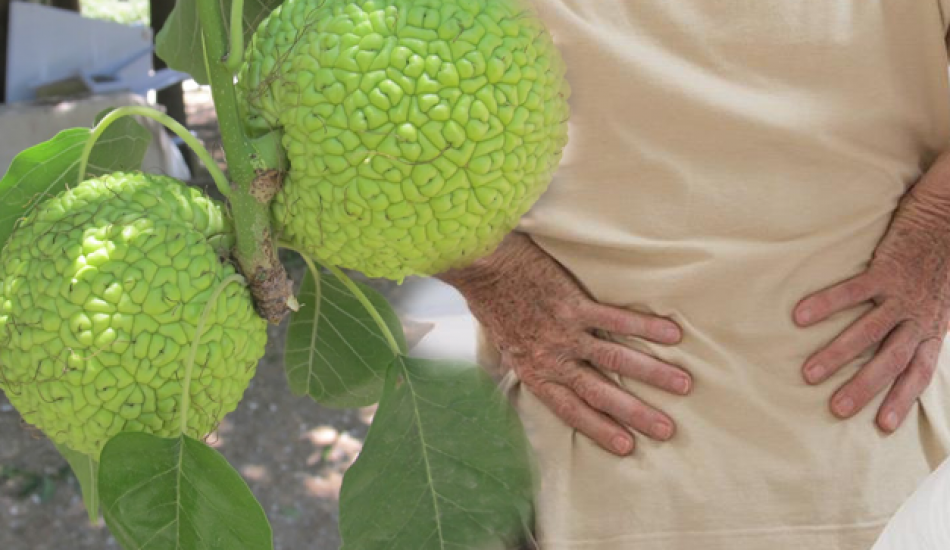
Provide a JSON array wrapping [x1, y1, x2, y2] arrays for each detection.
[[0, 86, 432, 550]]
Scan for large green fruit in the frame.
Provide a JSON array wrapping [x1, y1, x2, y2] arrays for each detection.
[[239, 0, 570, 280], [0, 172, 268, 457]]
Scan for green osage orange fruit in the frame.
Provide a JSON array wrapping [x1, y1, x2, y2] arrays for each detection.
[[0, 172, 268, 457], [238, 0, 570, 280]]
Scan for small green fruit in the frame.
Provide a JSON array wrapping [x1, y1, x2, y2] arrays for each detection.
[[0, 172, 268, 457]]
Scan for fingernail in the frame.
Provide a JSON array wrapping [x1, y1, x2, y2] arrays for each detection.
[[882, 411, 899, 431], [834, 395, 855, 417], [664, 326, 681, 341], [612, 436, 633, 454], [797, 307, 813, 325], [674, 376, 691, 394], [804, 363, 824, 383], [652, 421, 673, 440]]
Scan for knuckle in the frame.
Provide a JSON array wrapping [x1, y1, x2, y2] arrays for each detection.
[[862, 317, 892, 345], [638, 363, 667, 387], [552, 399, 581, 426], [811, 293, 832, 315], [846, 279, 871, 302], [575, 379, 607, 405], [596, 346, 627, 372], [596, 309, 625, 332], [915, 359, 937, 384], [643, 318, 668, 339], [894, 341, 914, 364], [850, 380, 873, 405], [626, 405, 654, 427], [599, 307, 638, 334], [553, 348, 576, 367], [884, 355, 907, 377]]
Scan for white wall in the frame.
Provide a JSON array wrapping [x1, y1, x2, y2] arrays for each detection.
[[5, 2, 151, 103]]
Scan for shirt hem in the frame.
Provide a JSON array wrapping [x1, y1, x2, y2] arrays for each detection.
[[537, 517, 890, 549]]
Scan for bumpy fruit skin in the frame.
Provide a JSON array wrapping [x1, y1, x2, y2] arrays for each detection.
[[239, 0, 570, 280], [0, 172, 268, 457]]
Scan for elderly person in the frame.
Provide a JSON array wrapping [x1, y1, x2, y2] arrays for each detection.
[[439, 1, 950, 549]]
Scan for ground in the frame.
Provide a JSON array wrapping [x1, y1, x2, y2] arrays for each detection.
[[0, 84, 440, 550]]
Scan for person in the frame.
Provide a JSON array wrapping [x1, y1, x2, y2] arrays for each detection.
[[872, 456, 950, 549], [437, 1, 950, 549]]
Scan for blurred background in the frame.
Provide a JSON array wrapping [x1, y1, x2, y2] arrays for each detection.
[[0, 1, 480, 548]]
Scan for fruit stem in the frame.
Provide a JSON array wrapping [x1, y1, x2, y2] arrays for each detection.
[[279, 243, 402, 356], [181, 274, 246, 435], [77, 106, 231, 197], [323, 264, 402, 356], [224, 0, 245, 73], [197, 0, 294, 324]]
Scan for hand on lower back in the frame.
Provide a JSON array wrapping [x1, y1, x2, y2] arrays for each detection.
[[794, 153, 950, 432], [439, 232, 691, 456]]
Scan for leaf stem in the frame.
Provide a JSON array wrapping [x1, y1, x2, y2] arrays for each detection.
[[278, 242, 402, 355], [324, 264, 402, 356], [180, 274, 246, 435], [225, 0, 246, 72], [296, 251, 323, 316], [77, 106, 231, 197]]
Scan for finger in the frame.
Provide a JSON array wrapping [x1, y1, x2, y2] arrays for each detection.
[[565, 365, 676, 442], [532, 380, 637, 456], [876, 338, 941, 433], [578, 301, 681, 344], [829, 321, 919, 419], [802, 301, 902, 384], [581, 336, 691, 395], [794, 272, 878, 327]]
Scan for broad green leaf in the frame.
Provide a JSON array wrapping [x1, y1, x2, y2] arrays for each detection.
[[0, 114, 151, 247], [155, 0, 284, 84], [285, 267, 407, 408], [99, 433, 273, 550], [339, 356, 535, 550], [55, 443, 100, 523]]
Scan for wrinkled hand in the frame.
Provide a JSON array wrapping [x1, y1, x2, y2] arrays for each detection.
[[794, 154, 950, 432], [439, 232, 690, 456]]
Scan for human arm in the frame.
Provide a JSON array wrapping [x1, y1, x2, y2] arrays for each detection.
[[437, 231, 691, 456], [793, 152, 950, 431]]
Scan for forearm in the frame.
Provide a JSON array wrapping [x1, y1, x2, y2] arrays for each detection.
[[909, 152, 950, 207], [895, 152, 950, 236]]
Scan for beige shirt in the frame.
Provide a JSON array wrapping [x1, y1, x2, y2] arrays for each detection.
[[480, 1, 950, 548]]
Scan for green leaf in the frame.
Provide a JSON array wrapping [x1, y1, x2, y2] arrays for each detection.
[[0, 114, 151, 247], [285, 266, 407, 408], [55, 443, 100, 523], [339, 356, 535, 550], [99, 433, 273, 550], [155, 0, 284, 84]]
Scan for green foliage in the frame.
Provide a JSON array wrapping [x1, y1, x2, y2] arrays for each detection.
[[155, 0, 284, 84], [0, 114, 150, 248], [55, 443, 100, 523], [285, 264, 407, 407], [99, 433, 273, 550], [340, 356, 536, 550], [81, 0, 150, 25]]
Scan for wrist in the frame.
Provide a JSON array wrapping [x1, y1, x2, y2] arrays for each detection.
[[906, 153, 950, 224], [436, 231, 534, 295]]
